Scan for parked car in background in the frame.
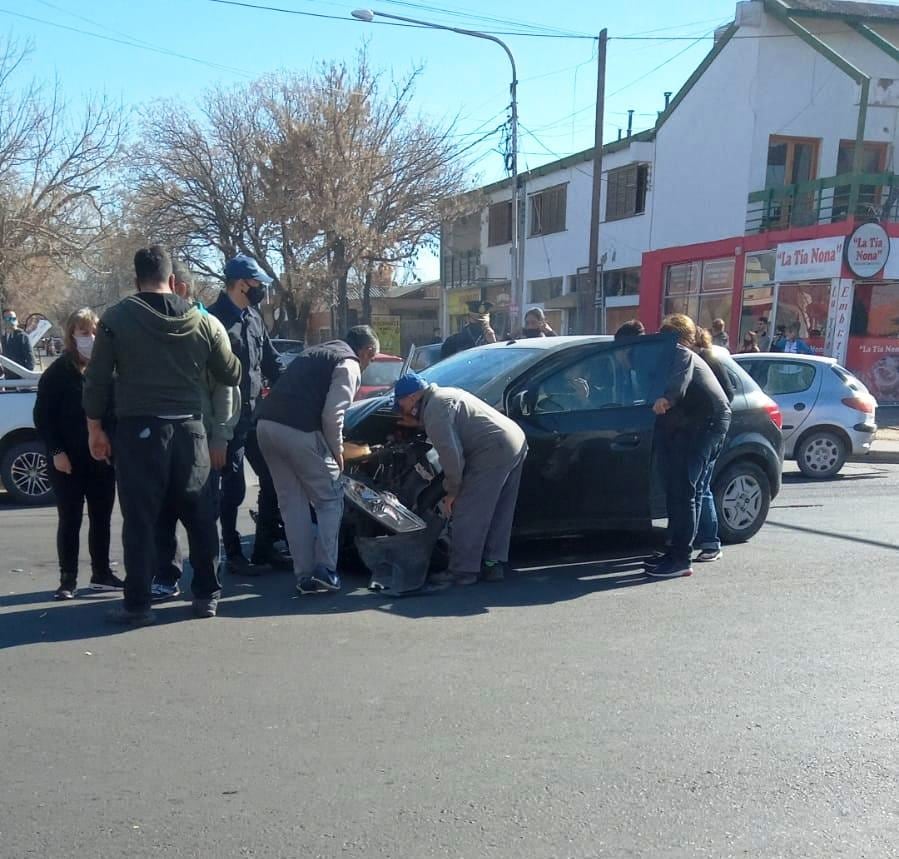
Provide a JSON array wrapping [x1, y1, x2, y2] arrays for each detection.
[[343, 336, 784, 548], [733, 353, 877, 478], [356, 353, 403, 400], [271, 338, 305, 365], [0, 355, 51, 505]]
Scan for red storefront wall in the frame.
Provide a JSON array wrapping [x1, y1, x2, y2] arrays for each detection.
[[638, 220, 857, 336]]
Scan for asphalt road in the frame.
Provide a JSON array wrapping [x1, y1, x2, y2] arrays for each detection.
[[1, 462, 897, 858]]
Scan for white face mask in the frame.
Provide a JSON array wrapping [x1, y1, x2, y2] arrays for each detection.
[[74, 333, 95, 360]]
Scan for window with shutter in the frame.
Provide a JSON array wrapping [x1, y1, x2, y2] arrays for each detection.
[[606, 164, 649, 221]]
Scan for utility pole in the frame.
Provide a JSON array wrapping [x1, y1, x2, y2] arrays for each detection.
[[585, 29, 608, 334]]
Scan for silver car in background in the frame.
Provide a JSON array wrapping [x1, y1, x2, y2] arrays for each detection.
[[732, 353, 877, 478]]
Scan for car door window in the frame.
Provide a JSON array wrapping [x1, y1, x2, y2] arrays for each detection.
[[532, 340, 667, 415], [762, 361, 816, 395]]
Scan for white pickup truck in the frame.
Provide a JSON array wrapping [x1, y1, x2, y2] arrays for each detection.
[[0, 354, 52, 505]]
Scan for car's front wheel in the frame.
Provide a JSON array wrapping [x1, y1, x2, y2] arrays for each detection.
[[714, 461, 771, 544], [795, 430, 847, 479], [1, 440, 54, 506]]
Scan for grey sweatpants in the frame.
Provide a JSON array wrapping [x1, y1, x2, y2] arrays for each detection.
[[449, 443, 527, 574], [256, 420, 343, 578]]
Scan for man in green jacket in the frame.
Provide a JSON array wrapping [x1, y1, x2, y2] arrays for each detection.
[[84, 245, 241, 625]]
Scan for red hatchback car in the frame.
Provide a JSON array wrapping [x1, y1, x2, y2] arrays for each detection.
[[355, 353, 404, 400]]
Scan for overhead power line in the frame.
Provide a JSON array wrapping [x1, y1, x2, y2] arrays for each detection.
[[0, 6, 252, 75], [205, 0, 598, 39]]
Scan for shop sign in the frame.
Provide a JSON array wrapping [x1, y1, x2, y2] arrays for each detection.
[[845, 222, 889, 279], [371, 315, 401, 356], [881, 238, 899, 279], [774, 237, 844, 282], [847, 337, 899, 404], [824, 279, 854, 366]]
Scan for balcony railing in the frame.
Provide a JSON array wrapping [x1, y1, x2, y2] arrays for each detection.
[[746, 172, 899, 234], [441, 250, 481, 290]]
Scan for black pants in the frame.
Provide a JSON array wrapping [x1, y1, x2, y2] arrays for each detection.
[[219, 414, 281, 558], [154, 505, 185, 589], [48, 456, 116, 583], [115, 417, 221, 612]]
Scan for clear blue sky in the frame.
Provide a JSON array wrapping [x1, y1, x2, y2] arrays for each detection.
[[2, 0, 745, 278]]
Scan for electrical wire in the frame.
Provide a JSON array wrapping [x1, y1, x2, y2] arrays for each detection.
[[205, 0, 598, 39], [1, 6, 252, 75]]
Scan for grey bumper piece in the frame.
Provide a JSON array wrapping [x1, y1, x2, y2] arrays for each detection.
[[356, 515, 446, 596]]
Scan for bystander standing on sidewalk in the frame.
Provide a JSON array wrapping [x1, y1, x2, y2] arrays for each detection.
[[33, 308, 122, 600], [1, 308, 35, 377], [83, 246, 241, 625]]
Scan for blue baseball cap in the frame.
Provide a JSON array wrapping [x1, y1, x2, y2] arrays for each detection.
[[224, 254, 273, 285], [394, 372, 428, 406]]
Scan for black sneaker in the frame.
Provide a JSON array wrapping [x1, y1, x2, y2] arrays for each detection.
[[481, 561, 507, 582], [225, 553, 261, 577], [89, 571, 125, 591], [646, 558, 693, 579], [108, 605, 156, 626], [151, 581, 181, 602], [643, 552, 670, 570], [312, 569, 341, 592], [192, 597, 219, 618], [250, 547, 293, 571], [53, 581, 77, 600]]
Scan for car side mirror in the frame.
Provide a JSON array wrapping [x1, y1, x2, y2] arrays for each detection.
[[508, 390, 530, 417]]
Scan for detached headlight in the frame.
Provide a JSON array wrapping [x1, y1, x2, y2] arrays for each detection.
[[343, 478, 427, 533]]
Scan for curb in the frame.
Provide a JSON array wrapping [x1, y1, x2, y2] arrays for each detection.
[[850, 451, 899, 465]]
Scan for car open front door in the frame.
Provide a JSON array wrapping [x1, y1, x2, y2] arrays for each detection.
[[504, 335, 676, 536]]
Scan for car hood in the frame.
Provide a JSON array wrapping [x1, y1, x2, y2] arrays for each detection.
[[345, 393, 392, 432]]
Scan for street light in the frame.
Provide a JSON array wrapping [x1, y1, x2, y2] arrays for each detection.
[[351, 8, 522, 331]]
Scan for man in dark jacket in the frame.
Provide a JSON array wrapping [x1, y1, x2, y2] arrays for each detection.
[[256, 326, 379, 594], [84, 245, 242, 624], [646, 315, 731, 580], [208, 255, 286, 574], [1, 308, 35, 375], [440, 301, 496, 359]]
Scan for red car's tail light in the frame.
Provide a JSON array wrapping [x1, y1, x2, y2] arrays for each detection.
[[841, 396, 875, 414], [763, 399, 782, 429]]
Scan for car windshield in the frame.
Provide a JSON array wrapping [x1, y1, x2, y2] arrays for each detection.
[[362, 360, 403, 387], [419, 346, 541, 395]]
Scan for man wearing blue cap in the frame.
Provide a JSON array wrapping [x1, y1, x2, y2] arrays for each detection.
[[208, 254, 286, 575], [393, 373, 527, 586]]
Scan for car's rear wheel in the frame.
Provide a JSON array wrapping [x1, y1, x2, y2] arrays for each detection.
[[714, 461, 771, 544], [1, 440, 54, 505], [795, 431, 847, 479]]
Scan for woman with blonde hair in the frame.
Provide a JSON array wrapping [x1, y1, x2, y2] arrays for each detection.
[[645, 314, 732, 578], [33, 308, 121, 600]]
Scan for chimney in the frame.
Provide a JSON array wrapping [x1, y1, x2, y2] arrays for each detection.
[[627, 110, 634, 137], [664, 91, 672, 109], [617, 128, 622, 141]]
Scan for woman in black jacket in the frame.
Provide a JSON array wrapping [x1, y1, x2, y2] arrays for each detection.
[[33, 308, 121, 600]]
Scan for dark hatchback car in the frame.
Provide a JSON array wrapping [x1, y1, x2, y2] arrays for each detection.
[[342, 334, 784, 546]]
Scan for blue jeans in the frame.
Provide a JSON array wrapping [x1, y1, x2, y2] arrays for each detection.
[[694, 435, 726, 552], [659, 421, 729, 564]]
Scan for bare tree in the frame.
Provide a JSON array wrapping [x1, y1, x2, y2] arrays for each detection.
[[0, 37, 123, 309]]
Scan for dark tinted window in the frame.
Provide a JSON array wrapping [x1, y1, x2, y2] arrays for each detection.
[[420, 347, 540, 395]]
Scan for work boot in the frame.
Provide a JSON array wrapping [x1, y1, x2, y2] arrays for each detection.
[[108, 605, 156, 626], [481, 561, 507, 582]]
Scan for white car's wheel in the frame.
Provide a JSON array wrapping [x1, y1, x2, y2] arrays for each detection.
[[1, 440, 54, 505], [796, 431, 847, 479]]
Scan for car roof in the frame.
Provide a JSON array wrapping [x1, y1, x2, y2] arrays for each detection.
[[732, 352, 837, 365], [478, 335, 613, 351]]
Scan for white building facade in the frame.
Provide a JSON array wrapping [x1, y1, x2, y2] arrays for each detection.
[[440, 0, 899, 401]]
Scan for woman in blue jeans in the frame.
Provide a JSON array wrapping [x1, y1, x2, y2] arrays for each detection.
[[692, 327, 735, 562]]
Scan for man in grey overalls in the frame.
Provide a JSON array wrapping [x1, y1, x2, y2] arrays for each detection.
[[393, 374, 527, 586]]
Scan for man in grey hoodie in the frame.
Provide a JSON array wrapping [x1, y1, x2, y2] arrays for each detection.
[[84, 245, 241, 624], [393, 374, 527, 586]]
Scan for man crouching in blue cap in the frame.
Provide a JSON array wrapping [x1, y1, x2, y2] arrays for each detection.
[[393, 373, 527, 586]]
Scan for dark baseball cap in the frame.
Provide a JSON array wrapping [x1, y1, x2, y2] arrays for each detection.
[[224, 254, 273, 285]]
